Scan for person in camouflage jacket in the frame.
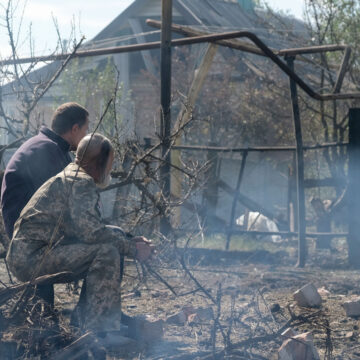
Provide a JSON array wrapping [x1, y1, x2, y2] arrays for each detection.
[[6, 133, 152, 332]]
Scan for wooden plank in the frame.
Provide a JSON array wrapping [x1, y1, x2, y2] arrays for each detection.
[[170, 43, 218, 226], [147, 19, 349, 57], [147, 18, 264, 56], [174, 43, 218, 130]]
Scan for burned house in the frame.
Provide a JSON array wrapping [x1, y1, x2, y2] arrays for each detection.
[[1, 0, 309, 228]]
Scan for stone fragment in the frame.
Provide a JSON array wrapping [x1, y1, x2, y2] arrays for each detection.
[[183, 306, 196, 318], [271, 303, 281, 313], [166, 306, 215, 325], [166, 311, 187, 325], [345, 331, 356, 339], [317, 287, 330, 296], [278, 332, 320, 360], [135, 318, 164, 342], [166, 306, 196, 325], [187, 313, 197, 323], [343, 297, 360, 317], [293, 283, 322, 308], [151, 291, 163, 298], [127, 315, 164, 342]]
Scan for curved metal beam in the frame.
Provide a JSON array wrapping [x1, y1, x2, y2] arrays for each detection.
[[1, 26, 359, 101]]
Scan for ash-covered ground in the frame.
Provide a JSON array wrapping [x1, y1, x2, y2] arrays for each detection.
[[1, 239, 360, 359]]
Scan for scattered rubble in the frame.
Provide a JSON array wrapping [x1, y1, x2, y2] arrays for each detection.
[[134, 317, 164, 342], [317, 286, 330, 296], [2, 253, 360, 358], [166, 306, 195, 325], [293, 283, 322, 308], [166, 311, 187, 325], [278, 332, 320, 360], [194, 307, 214, 321], [345, 331, 356, 340], [166, 306, 214, 325], [343, 297, 360, 317]]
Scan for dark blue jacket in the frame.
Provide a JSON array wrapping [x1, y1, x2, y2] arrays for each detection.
[[1, 126, 72, 238]]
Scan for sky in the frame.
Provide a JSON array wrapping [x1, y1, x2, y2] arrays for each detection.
[[0, 0, 305, 58]]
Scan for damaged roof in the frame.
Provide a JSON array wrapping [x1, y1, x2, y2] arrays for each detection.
[[2, 0, 307, 97], [93, 0, 297, 40], [90, 0, 306, 58]]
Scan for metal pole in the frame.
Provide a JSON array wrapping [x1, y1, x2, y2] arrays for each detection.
[[348, 108, 360, 266], [160, 0, 173, 235], [225, 150, 248, 250], [286, 56, 307, 267], [172, 142, 348, 152], [147, 19, 350, 56]]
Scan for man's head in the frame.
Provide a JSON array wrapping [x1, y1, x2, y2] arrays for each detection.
[[75, 133, 114, 188], [51, 102, 89, 150]]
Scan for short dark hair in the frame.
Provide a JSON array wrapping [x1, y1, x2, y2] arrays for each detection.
[[51, 102, 89, 135]]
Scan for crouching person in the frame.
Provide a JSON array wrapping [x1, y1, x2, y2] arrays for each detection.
[[6, 133, 155, 337]]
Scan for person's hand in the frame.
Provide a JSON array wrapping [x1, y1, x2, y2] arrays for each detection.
[[135, 242, 154, 262]]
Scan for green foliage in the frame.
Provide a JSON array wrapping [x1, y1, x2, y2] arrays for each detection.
[[301, 0, 360, 199], [305, 0, 360, 72]]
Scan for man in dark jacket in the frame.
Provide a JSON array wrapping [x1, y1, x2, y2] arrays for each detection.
[[1, 102, 89, 240]]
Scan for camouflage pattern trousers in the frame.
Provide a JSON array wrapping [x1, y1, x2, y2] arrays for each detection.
[[7, 240, 123, 332]]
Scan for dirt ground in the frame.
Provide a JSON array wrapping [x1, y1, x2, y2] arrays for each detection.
[[1, 239, 360, 359]]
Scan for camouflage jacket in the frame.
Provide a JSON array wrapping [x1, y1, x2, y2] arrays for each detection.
[[10, 163, 136, 257]]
